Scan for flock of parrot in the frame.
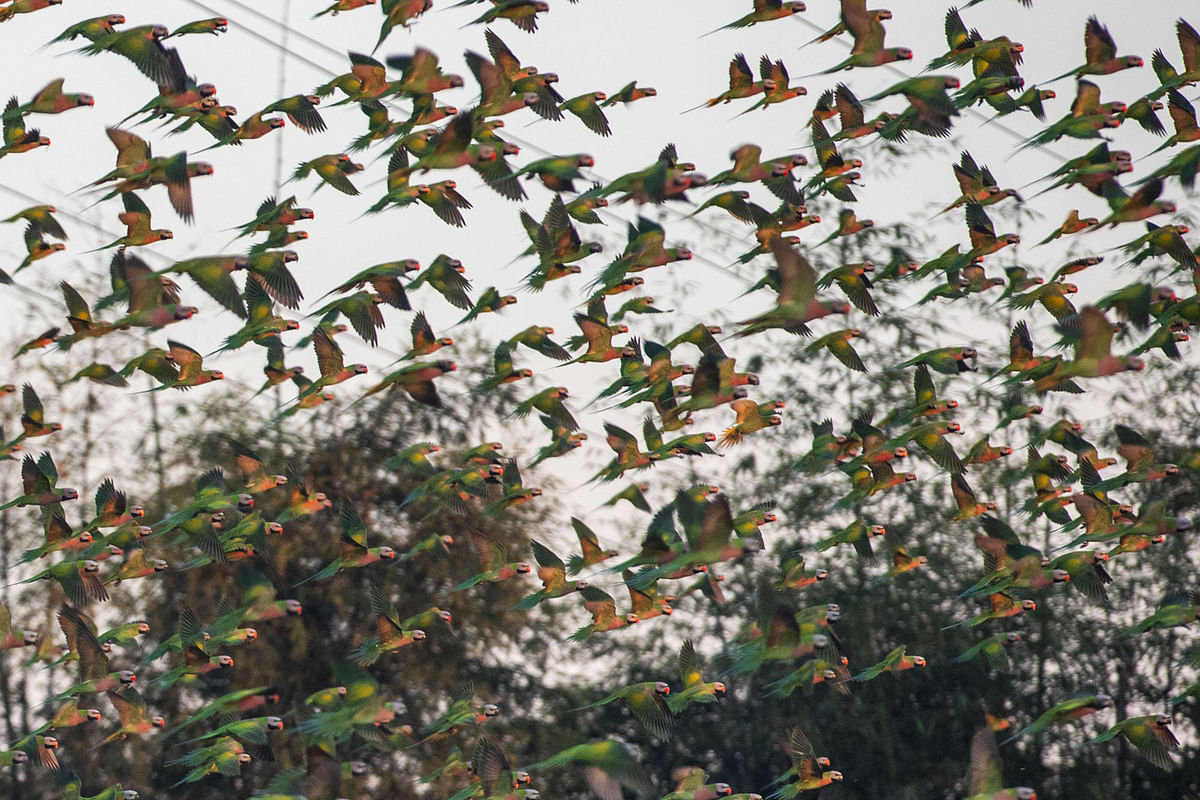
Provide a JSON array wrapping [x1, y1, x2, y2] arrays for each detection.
[[0, 0, 1198, 798]]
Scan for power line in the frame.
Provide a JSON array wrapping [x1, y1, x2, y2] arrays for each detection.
[[272, 0, 294, 193], [183, 0, 346, 79]]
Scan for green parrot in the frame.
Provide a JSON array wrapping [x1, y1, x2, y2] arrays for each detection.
[[1170, 679, 1200, 707], [736, 238, 849, 337], [151, 467, 252, 537], [384, 442, 442, 479], [66, 363, 128, 389], [852, 645, 926, 681], [559, 90, 611, 136], [709, 1, 805, 35], [504, 324, 570, 362], [180, 714, 284, 750], [770, 726, 841, 798], [219, 282, 299, 354], [310, 290, 386, 345], [463, 0, 550, 34], [165, 687, 278, 737], [361, 359, 456, 408], [1048, 16, 1143, 82], [1087, 714, 1179, 770], [766, 657, 850, 698], [509, 153, 595, 195], [944, 592, 1035, 629], [959, 521, 1069, 599], [258, 93, 325, 134], [1048, 550, 1112, 605], [509, 386, 578, 432], [668, 640, 726, 712], [226, 566, 302, 623], [1, 451, 76, 509], [157, 254, 246, 318], [775, 551, 829, 590], [601, 80, 657, 106], [9, 732, 58, 769], [57, 768, 141, 799], [290, 153, 362, 195], [805, 329, 867, 373], [5, 78, 94, 119], [819, 0, 912, 73], [164, 17, 228, 37], [1002, 691, 1113, 743], [166, 735, 252, 785], [352, 584, 429, 666], [564, 517, 620, 574], [953, 632, 1021, 673], [448, 529, 532, 592], [374, 0, 433, 51], [46, 606, 135, 702], [569, 586, 639, 641], [0, 603, 38, 650], [405, 253, 473, 310], [964, 719, 1035, 800], [78, 24, 179, 87], [298, 501, 395, 584], [562, 182, 608, 224], [738, 58, 807, 114], [693, 53, 775, 110], [1119, 590, 1200, 637], [420, 686, 499, 741], [295, 665, 401, 743], [321, 258, 419, 313], [444, 737, 531, 800], [457, 286, 517, 326], [304, 685, 348, 714], [521, 740, 651, 799], [150, 608, 235, 689], [18, 511, 93, 565], [49, 14, 126, 44], [571, 680, 673, 739], [514, 541, 587, 609], [32, 698, 102, 737], [101, 688, 164, 744]]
